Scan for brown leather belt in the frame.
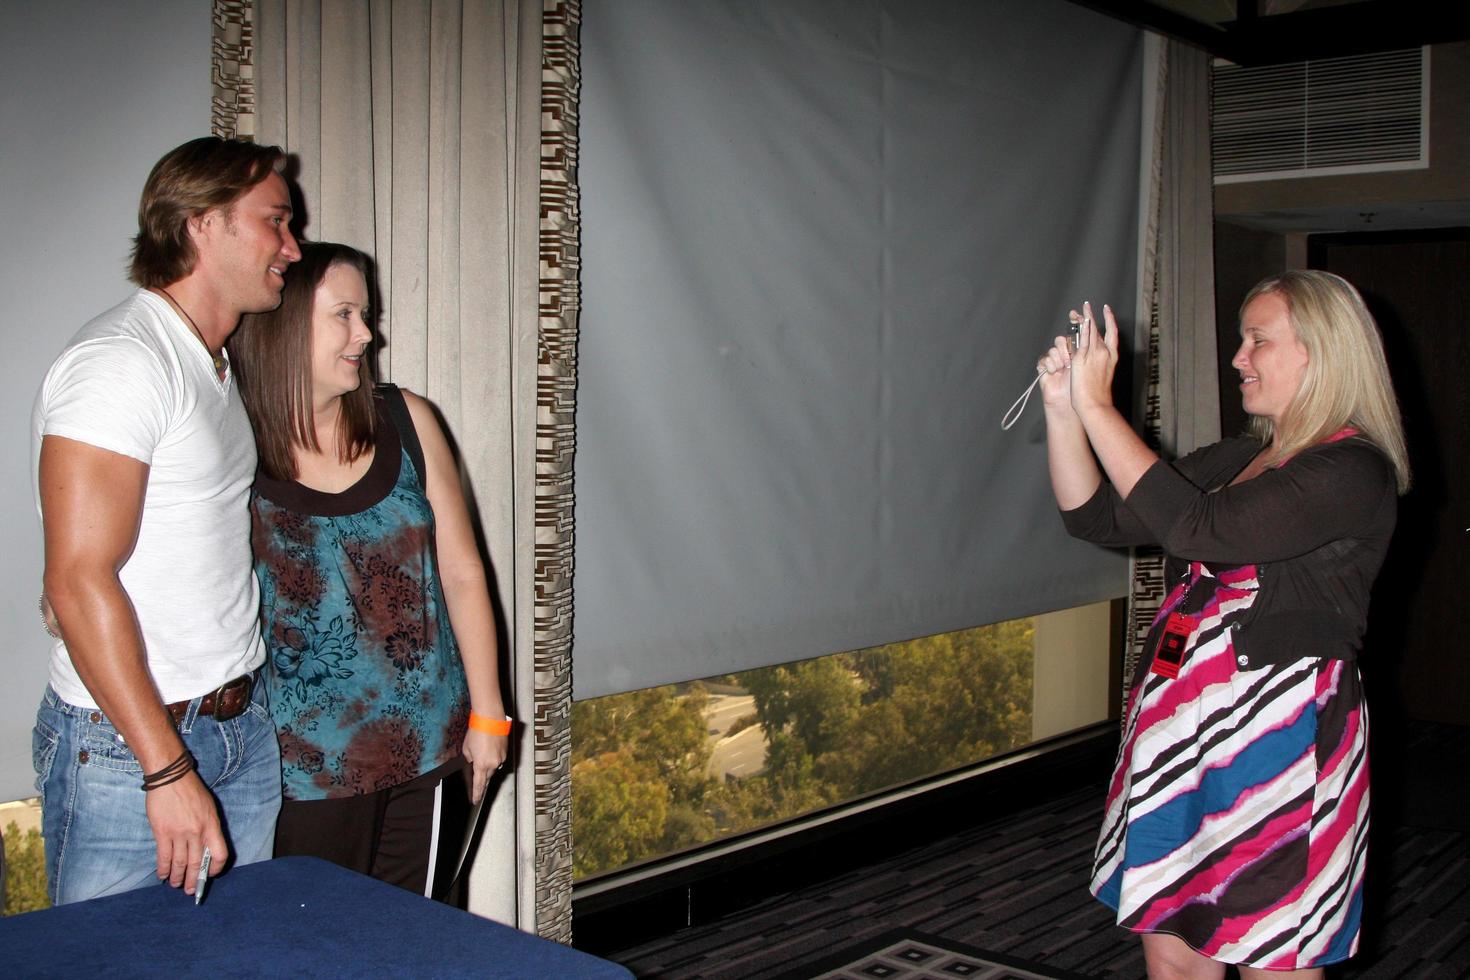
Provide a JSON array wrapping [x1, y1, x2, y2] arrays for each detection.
[[166, 673, 254, 725]]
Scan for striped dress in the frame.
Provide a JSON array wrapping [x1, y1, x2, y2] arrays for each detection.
[[1063, 433, 1396, 971], [1090, 562, 1371, 969]]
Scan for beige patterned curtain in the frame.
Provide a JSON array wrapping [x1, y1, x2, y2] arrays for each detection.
[[212, 0, 580, 940], [1154, 39, 1220, 459], [1126, 35, 1219, 691]]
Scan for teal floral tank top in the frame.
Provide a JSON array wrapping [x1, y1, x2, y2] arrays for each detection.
[[250, 388, 469, 801]]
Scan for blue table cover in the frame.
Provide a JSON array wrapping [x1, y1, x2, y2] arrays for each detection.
[[0, 855, 632, 979]]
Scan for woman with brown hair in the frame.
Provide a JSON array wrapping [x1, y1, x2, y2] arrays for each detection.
[[1039, 271, 1408, 979], [230, 242, 509, 900]]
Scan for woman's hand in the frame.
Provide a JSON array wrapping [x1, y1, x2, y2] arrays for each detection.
[[1067, 301, 1120, 416], [461, 727, 509, 805], [1063, 301, 1158, 499], [1037, 333, 1075, 412]]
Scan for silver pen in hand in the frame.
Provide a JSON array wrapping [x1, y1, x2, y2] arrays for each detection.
[[195, 847, 211, 906]]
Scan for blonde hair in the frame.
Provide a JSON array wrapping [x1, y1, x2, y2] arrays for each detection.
[[1241, 270, 1410, 494]]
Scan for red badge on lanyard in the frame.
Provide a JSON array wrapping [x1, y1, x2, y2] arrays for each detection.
[[1151, 612, 1196, 679]]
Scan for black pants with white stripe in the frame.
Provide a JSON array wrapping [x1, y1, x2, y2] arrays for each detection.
[[273, 761, 473, 906]]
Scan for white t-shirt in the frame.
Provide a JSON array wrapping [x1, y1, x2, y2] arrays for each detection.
[[32, 289, 265, 707]]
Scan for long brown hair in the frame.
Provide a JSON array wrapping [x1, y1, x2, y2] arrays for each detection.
[[130, 137, 286, 288], [230, 242, 377, 480], [1241, 270, 1411, 494]]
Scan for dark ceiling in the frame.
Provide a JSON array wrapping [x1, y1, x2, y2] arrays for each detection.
[[1069, 0, 1470, 65]]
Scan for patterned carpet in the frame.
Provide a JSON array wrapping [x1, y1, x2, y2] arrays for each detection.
[[772, 929, 1093, 980], [605, 722, 1470, 979]]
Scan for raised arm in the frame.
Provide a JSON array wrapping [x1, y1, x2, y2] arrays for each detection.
[[1068, 302, 1159, 499], [39, 435, 227, 894], [403, 393, 509, 805], [1038, 324, 1102, 510]]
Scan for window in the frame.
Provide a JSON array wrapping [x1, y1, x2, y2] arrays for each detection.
[[2, 797, 47, 915], [571, 601, 1115, 880]]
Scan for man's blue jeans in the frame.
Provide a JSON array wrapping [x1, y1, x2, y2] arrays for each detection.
[[32, 675, 281, 905]]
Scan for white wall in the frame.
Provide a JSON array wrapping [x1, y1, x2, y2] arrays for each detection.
[[0, 0, 210, 801], [1031, 600, 1115, 741]]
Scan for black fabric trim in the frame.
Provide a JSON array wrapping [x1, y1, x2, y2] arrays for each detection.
[[1232, 610, 1361, 667], [252, 395, 403, 517], [378, 383, 426, 488]]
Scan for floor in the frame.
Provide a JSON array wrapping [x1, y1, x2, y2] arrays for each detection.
[[604, 721, 1470, 979]]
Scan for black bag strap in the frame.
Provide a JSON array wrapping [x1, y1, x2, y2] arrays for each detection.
[[377, 383, 426, 488]]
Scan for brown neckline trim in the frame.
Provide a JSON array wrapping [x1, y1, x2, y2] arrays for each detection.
[[252, 399, 402, 517]]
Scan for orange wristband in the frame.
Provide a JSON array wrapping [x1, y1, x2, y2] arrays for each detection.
[[468, 711, 512, 736]]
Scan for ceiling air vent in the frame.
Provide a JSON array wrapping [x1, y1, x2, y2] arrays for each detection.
[[1212, 47, 1427, 184]]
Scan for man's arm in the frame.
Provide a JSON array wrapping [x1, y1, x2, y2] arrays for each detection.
[[39, 434, 228, 893]]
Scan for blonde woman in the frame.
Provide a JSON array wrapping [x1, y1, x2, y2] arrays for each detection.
[[1039, 271, 1408, 980]]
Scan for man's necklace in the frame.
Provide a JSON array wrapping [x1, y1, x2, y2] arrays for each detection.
[[156, 286, 227, 379]]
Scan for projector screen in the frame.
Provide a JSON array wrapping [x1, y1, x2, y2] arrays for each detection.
[[575, 0, 1146, 699]]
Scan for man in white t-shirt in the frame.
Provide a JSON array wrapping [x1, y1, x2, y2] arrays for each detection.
[[31, 137, 301, 904]]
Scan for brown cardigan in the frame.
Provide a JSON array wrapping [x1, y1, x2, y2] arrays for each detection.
[[1060, 435, 1398, 668]]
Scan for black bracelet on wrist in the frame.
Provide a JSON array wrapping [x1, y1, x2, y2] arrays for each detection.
[[141, 750, 196, 792]]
